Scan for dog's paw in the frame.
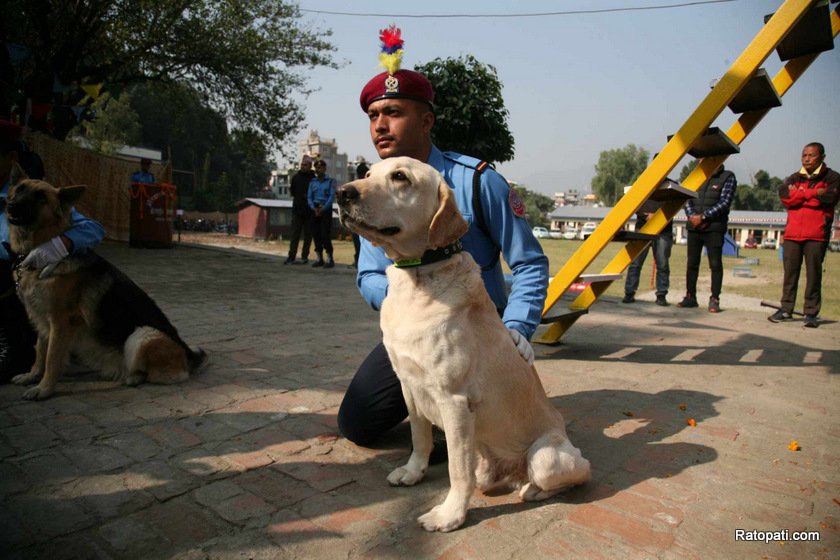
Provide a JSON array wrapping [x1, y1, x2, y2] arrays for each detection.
[[417, 504, 466, 532], [519, 481, 566, 502], [387, 466, 425, 486], [123, 373, 145, 386], [21, 384, 54, 401], [11, 372, 40, 386]]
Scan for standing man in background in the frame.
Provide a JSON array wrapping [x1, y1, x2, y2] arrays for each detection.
[[677, 165, 736, 313], [285, 155, 315, 265], [622, 185, 674, 307], [130, 157, 155, 186], [768, 142, 840, 328], [308, 159, 336, 269]]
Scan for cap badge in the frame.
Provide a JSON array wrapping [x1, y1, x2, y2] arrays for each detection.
[[385, 74, 399, 93]]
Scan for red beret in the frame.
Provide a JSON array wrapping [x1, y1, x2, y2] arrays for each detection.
[[359, 70, 434, 112]]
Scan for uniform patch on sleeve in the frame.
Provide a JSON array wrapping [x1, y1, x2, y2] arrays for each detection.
[[508, 188, 526, 217]]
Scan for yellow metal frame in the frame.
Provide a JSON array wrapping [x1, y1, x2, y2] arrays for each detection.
[[538, 0, 838, 344]]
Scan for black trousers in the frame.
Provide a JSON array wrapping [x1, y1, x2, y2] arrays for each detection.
[[352, 234, 361, 265], [686, 229, 724, 298], [311, 210, 333, 256], [0, 290, 37, 383], [337, 342, 407, 446], [287, 211, 312, 260], [781, 239, 827, 316]]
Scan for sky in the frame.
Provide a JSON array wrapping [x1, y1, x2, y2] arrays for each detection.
[[289, 0, 840, 197]]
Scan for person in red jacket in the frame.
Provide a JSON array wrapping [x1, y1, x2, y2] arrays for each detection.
[[768, 142, 840, 327]]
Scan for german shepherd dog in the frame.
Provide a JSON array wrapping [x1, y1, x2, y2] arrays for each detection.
[[3, 164, 206, 400]]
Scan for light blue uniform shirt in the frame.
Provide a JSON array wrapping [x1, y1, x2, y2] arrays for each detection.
[[130, 170, 155, 185], [1, 180, 105, 261], [356, 146, 549, 340], [307, 176, 336, 209]]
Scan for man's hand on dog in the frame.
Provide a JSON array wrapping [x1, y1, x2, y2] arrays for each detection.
[[20, 236, 69, 278], [508, 328, 535, 366]]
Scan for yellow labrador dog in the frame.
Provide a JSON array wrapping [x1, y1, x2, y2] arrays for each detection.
[[337, 157, 590, 532]]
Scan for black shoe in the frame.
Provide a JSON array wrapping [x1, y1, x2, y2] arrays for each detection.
[[677, 294, 698, 308], [621, 294, 635, 304], [803, 314, 819, 328], [283, 257, 295, 265], [297, 258, 308, 265], [767, 309, 793, 323], [312, 259, 324, 268], [708, 296, 720, 313], [655, 296, 669, 306], [324, 258, 335, 269]]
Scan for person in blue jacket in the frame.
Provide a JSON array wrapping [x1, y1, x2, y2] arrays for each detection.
[[337, 68, 549, 447], [130, 158, 155, 186], [307, 159, 336, 269], [0, 119, 105, 381]]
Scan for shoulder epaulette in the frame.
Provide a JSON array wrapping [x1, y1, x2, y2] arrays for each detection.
[[442, 151, 484, 171]]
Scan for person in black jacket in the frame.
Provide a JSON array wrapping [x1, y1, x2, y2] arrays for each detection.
[[677, 165, 737, 313], [284, 155, 315, 265]]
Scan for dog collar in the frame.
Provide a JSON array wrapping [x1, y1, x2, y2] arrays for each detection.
[[393, 240, 463, 268]]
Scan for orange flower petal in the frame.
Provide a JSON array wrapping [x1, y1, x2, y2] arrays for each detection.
[[687, 419, 697, 427]]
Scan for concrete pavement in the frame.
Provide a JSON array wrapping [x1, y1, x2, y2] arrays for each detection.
[[0, 240, 837, 559]]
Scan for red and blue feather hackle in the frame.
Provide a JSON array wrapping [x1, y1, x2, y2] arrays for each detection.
[[378, 24, 404, 74]]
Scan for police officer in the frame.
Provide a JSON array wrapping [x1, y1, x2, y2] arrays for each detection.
[[0, 119, 104, 382], [337, 68, 549, 446], [130, 157, 155, 186], [307, 159, 336, 269]]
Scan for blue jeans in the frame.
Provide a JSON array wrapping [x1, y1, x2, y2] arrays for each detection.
[[624, 232, 673, 297]]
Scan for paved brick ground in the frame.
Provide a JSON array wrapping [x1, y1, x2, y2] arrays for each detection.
[[1, 241, 837, 559]]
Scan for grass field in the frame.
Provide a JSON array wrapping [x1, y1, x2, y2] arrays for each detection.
[[181, 232, 840, 319]]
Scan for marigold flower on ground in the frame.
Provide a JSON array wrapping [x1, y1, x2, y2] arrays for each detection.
[[788, 440, 801, 451], [687, 419, 697, 427]]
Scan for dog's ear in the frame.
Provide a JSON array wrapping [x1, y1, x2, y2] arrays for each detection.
[[428, 176, 468, 248], [9, 162, 28, 185], [58, 185, 87, 207]]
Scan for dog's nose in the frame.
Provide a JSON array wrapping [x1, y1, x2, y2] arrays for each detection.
[[336, 184, 359, 205]]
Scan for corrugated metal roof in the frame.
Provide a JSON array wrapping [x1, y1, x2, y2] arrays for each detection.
[[548, 206, 789, 225], [237, 198, 293, 208]]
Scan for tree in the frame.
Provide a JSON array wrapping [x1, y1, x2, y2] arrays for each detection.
[[591, 144, 650, 205], [733, 169, 784, 211], [3, 0, 336, 150], [414, 55, 514, 164], [679, 159, 699, 182], [69, 92, 142, 155], [512, 185, 555, 228]]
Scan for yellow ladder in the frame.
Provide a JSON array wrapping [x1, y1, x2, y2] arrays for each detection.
[[538, 0, 840, 345]]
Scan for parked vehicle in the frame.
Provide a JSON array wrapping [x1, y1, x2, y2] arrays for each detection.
[[563, 228, 579, 240], [761, 237, 778, 249], [743, 237, 758, 249], [830, 239, 840, 252], [532, 226, 550, 239], [549, 229, 563, 239], [580, 222, 598, 240]]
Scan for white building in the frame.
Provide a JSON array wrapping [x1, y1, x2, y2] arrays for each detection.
[[269, 131, 352, 198]]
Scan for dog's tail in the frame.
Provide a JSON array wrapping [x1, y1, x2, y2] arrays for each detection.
[[187, 347, 208, 373]]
